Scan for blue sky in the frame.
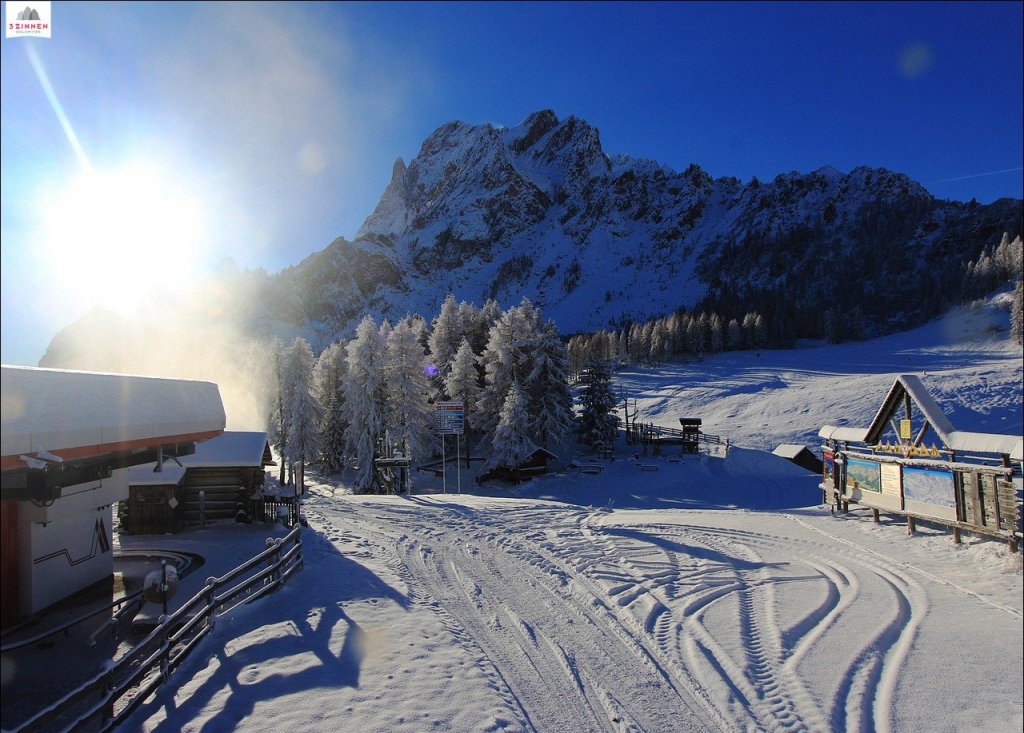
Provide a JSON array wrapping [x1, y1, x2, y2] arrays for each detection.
[[2, 1, 1022, 365]]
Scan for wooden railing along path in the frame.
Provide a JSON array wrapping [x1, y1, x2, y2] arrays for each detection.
[[9, 525, 303, 733]]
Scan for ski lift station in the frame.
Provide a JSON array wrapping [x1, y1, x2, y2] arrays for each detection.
[[819, 374, 1023, 550], [0, 366, 226, 628]]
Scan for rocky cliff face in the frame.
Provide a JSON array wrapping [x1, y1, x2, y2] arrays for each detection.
[[268, 109, 1021, 344]]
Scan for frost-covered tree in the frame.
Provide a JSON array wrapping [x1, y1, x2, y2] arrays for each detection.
[[485, 383, 535, 472], [282, 337, 319, 480], [477, 298, 542, 445], [385, 317, 434, 466], [726, 318, 742, 351], [343, 315, 388, 492], [313, 341, 348, 473], [1011, 279, 1024, 346], [445, 338, 483, 465], [267, 337, 288, 484], [577, 360, 620, 449], [649, 320, 668, 365], [686, 316, 704, 359], [709, 312, 724, 353], [525, 322, 575, 451], [428, 294, 464, 390]]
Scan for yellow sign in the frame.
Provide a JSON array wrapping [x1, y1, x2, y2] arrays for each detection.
[[900, 419, 912, 440]]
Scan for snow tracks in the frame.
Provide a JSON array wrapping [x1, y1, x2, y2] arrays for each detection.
[[305, 494, 1014, 733]]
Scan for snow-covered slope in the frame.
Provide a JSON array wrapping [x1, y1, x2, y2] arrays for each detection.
[[617, 295, 1023, 451]]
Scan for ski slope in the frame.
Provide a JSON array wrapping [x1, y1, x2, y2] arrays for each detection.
[[122, 302, 1022, 733]]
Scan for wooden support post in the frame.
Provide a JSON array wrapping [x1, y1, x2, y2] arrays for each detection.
[[872, 508, 879, 524], [907, 516, 916, 535], [1010, 536, 1018, 554], [842, 500, 849, 513], [953, 527, 961, 545]]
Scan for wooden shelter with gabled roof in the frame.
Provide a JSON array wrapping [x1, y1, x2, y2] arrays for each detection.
[[819, 374, 1022, 550]]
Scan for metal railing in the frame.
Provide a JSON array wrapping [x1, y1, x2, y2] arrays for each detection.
[[9, 525, 303, 733]]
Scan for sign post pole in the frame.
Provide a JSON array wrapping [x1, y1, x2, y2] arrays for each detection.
[[436, 401, 465, 496]]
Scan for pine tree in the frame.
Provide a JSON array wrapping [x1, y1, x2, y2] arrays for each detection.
[[524, 322, 575, 451], [1011, 279, 1024, 346], [709, 312, 724, 353], [485, 383, 535, 472], [726, 318, 742, 351], [343, 315, 388, 492], [577, 360, 620, 449]]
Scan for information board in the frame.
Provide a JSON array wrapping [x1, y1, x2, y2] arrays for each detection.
[[435, 401, 464, 435]]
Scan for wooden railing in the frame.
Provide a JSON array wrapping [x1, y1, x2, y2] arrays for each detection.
[[9, 525, 303, 733]]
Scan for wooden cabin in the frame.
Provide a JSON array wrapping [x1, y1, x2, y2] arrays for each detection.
[[477, 447, 558, 485], [123, 432, 274, 534], [819, 374, 1022, 549], [772, 444, 824, 474]]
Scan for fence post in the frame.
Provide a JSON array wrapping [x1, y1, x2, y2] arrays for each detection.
[[205, 577, 218, 629]]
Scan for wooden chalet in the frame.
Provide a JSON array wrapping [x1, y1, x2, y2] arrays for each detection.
[[819, 374, 1023, 549], [123, 431, 274, 534], [477, 446, 558, 485]]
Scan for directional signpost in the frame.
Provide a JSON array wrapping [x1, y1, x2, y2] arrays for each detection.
[[436, 401, 464, 494]]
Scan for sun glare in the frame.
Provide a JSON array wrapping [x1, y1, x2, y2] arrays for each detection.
[[41, 163, 207, 315]]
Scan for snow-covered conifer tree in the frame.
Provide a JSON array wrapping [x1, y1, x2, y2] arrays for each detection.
[[385, 317, 434, 466], [1011, 279, 1024, 346], [283, 337, 319, 479], [726, 318, 742, 351], [577, 359, 620, 449], [343, 315, 388, 492], [524, 321, 575, 450], [477, 299, 541, 445], [428, 294, 464, 389], [485, 383, 535, 472], [709, 313, 724, 353], [313, 341, 348, 473], [267, 337, 288, 484]]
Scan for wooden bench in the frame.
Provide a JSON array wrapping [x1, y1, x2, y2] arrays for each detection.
[[638, 463, 658, 472], [571, 463, 606, 474]]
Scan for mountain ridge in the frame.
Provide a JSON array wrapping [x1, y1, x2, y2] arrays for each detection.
[[41, 109, 1023, 367]]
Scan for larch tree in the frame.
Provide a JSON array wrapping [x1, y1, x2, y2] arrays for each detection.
[[445, 338, 483, 465], [343, 315, 388, 492], [282, 337, 319, 482], [385, 317, 435, 467], [313, 340, 348, 474]]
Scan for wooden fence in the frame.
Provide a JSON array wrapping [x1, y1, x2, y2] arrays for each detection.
[[9, 525, 303, 733]]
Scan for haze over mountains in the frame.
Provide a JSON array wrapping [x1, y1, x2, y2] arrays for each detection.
[[42, 110, 1022, 379]]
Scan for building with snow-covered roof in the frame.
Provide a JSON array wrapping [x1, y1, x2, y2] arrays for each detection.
[[121, 431, 274, 534], [819, 374, 1022, 549], [772, 444, 823, 475], [1, 366, 225, 627]]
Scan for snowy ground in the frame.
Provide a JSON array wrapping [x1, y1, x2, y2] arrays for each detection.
[[120, 302, 1022, 733]]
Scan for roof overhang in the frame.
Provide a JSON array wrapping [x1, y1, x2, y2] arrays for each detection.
[[2, 366, 225, 501]]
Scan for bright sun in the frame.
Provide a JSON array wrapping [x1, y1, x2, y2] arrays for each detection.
[[41, 162, 207, 315]]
